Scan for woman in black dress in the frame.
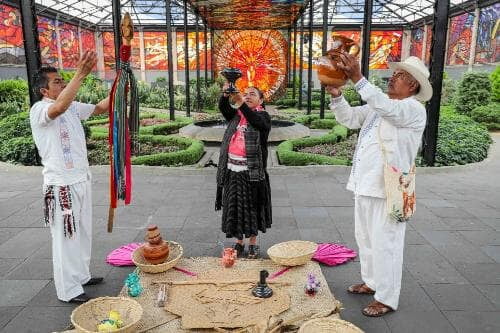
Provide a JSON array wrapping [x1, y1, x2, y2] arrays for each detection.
[[215, 83, 272, 259]]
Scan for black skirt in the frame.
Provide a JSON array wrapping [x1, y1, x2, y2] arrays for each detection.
[[220, 170, 272, 240]]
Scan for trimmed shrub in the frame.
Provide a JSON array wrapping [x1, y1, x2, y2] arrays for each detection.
[[470, 103, 500, 130], [455, 72, 491, 116], [0, 112, 39, 165], [0, 101, 25, 118], [139, 118, 192, 135], [491, 65, 500, 102], [0, 79, 28, 106], [277, 125, 350, 166], [310, 118, 338, 129], [131, 135, 204, 166], [293, 113, 334, 127], [441, 72, 457, 106], [430, 106, 492, 166], [341, 85, 361, 106], [0, 137, 38, 165]]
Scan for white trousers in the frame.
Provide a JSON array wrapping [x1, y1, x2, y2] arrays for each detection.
[[354, 195, 406, 310], [47, 179, 92, 302]]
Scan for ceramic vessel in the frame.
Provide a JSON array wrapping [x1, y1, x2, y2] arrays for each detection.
[[142, 225, 169, 264], [317, 35, 360, 87], [221, 248, 237, 268]]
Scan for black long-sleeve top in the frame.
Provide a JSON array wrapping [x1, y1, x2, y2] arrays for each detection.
[[218, 96, 271, 169]]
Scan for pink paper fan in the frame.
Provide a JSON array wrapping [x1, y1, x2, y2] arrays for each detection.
[[312, 243, 357, 266], [106, 242, 143, 266]]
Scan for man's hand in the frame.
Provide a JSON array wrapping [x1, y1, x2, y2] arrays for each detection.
[[75, 51, 97, 79], [325, 85, 341, 98], [336, 51, 363, 84]]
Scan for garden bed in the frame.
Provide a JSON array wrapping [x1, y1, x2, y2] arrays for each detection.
[[296, 134, 357, 161], [277, 125, 351, 166]]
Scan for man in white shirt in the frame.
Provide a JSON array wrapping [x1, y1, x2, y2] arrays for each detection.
[[327, 54, 433, 317], [30, 51, 110, 303]]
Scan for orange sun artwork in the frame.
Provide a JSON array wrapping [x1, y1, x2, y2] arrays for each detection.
[[213, 30, 287, 101]]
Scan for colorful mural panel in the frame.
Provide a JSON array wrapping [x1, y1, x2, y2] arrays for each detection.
[[102, 31, 115, 71], [37, 16, 59, 67], [0, 4, 24, 64], [81, 29, 96, 53], [425, 25, 432, 65], [331, 30, 361, 44], [60, 23, 79, 68], [143, 32, 167, 70], [475, 3, 500, 64], [214, 30, 287, 101], [369, 31, 402, 69], [290, 31, 323, 69], [130, 31, 141, 70], [410, 28, 424, 59], [447, 13, 474, 65], [176, 32, 211, 71]]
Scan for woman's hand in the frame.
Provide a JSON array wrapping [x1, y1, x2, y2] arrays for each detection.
[[222, 82, 230, 97], [229, 92, 244, 109]]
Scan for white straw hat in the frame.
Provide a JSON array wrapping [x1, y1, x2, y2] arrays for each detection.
[[388, 56, 433, 102]]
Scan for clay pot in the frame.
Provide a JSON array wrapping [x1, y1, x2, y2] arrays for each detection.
[[317, 35, 360, 87], [142, 225, 170, 264], [221, 248, 237, 268]]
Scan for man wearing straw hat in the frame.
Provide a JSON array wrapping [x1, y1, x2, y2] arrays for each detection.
[[326, 53, 432, 317]]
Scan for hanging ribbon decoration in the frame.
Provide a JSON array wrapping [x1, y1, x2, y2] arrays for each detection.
[[108, 12, 139, 232]]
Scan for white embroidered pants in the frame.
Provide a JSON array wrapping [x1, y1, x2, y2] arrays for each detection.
[[48, 179, 92, 302], [354, 195, 406, 310]]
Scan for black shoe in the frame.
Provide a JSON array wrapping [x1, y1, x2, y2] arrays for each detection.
[[68, 293, 90, 303], [233, 243, 245, 258], [248, 245, 260, 259], [83, 277, 104, 286]]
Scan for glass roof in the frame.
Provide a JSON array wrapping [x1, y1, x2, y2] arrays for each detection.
[[32, 0, 474, 29]]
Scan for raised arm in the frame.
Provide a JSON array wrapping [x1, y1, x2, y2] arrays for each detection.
[[47, 51, 97, 119], [239, 103, 271, 131]]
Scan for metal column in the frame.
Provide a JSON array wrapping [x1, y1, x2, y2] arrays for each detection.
[[195, 13, 201, 112], [183, 0, 191, 117], [210, 29, 215, 80], [19, 0, 42, 105], [287, 27, 291, 86], [298, 16, 304, 110], [165, 0, 176, 120], [320, 0, 329, 119], [307, 0, 313, 115], [204, 24, 208, 85], [422, 0, 450, 166], [292, 23, 297, 100], [111, 0, 122, 71], [361, 0, 373, 79]]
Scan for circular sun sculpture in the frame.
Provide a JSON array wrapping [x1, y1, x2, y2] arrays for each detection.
[[213, 30, 288, 101]]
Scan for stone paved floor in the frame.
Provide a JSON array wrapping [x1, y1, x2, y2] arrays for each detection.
[[0, 134, 499, 333]]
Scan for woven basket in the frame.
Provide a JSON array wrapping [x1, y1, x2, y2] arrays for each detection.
[[267, 240, 317, 266], [71, 296, 143, 333], [298, 318, 364, 333], [132, 241, 183, 273]]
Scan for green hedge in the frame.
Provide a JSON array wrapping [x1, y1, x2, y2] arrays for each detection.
[[293, 114, 335, 127], [490, 65, 500, 102], [0, 79, 28, 106], [277, 125, 350, 166], [470, 103, 500, 131], [431, 106, 492, 166], [0, 112, 38, 165], [310, 118, 338, 129], [131, 135, 204, 166], [455, 72, 491, 116]]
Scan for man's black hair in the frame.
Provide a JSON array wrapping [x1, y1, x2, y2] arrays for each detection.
[[34, 67, 58, 100]]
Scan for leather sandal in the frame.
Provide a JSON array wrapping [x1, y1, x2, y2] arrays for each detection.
[[347, 283, 375, 295], [362, 301, 394, 317]]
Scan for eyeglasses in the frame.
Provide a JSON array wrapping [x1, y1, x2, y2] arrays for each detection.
[[391, 71, 418, 85]]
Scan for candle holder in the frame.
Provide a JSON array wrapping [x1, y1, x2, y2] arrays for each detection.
[[220, 68, 242, 94]]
